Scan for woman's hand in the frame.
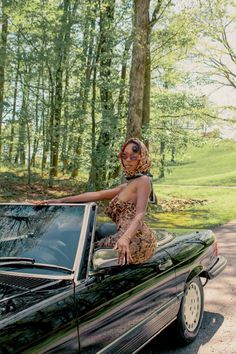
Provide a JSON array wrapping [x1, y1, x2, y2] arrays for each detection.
[[28, 199, 59, 205], [114, 236, 133, 265]]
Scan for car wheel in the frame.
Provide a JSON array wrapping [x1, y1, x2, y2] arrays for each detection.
[[176, 276, 204, 344]]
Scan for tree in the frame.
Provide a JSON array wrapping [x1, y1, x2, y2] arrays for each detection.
[[0, 0, 225, 188], [49, 0, 79, 181], [0, 0, 8, 157], [188, 0, 236, 102], [126, 0, 150, 139], [89, 0, 116, 189], [126, 0, 174, 141]]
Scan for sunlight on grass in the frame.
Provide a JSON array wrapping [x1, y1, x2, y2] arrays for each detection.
[[157, 140, 236, 186], [149, 140, 236, 229], [151, 185, 236, 229]]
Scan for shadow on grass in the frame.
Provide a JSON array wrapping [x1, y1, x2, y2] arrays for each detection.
[[140, 311, 224, 354]]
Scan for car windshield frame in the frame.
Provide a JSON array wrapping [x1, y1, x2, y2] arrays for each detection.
[[0, 203, 96, 281]]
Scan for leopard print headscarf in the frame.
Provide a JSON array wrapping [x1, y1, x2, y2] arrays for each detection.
[[118, 138, 151, 178]]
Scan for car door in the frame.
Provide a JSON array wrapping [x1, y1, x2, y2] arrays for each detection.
[[75, 232, 179, 353]]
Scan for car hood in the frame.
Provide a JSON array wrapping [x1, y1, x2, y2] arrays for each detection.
[[0, 272, 70, 323]]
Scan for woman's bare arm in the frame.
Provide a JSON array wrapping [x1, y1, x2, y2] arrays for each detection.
[[34, 184, 126, 204]]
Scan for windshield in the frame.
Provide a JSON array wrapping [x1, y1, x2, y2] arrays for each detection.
[[0, 204, 85, 274]]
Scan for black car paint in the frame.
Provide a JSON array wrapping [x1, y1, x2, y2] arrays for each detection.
[[0, 203, 226, 353], [76, 248, 177, 353]]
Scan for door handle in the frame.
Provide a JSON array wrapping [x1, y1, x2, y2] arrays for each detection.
[[159, 259, 173, 271]]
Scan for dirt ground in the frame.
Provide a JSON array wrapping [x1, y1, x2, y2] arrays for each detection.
[[141, 220, 236, 354]]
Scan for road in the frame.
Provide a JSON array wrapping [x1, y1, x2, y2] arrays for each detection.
[[141, 220, 236, 354]]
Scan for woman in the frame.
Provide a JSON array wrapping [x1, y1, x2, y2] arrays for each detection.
[[34, 138, 157, 265]]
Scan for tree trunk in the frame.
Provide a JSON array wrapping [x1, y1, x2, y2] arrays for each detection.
[[61, 70, 69, 174], [51, 65, 63, 177], [9, 44, 20, 162], [49, 71, 55, 186], [88, 0, 116, 189], [30, 72, 41, 166], [15, 78, 30, 166], [126, 0, 150, 139], [49, 0, 73, 179], [87, 67, 97, 190], [0, 0, 8, 157], [70, 3, 96, 177], [142, 26, 151, 149], [159, 140, 165, 179], [171, 145, 175, 163], [41, 77, 49, 175], [87, 39, 100, 190], [117, 37, 132, 118], [26, 116, 31, 185]]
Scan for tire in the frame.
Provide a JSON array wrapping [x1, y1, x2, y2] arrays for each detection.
[[176, 276, 204, 344]]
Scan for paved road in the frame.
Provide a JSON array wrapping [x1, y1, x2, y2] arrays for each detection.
[[141, 221, 236, 354]]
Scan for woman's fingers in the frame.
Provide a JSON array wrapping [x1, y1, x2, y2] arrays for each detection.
[[32, 200, 48, 205], [116, 239, 132, 265], [126, 247, 133, 264]]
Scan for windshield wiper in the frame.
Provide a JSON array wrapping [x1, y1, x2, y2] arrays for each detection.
[[0, 260, 73, 274], [0, 257, 35, 263], [3, 216, 29, 221]]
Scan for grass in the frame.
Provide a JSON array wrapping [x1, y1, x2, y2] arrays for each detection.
[[150, 139, 236, 229], [148, 185, 236, 229], [157, 139, 236, 186]]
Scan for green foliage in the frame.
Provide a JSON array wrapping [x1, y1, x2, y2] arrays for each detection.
[[0, 0, 233, 189]]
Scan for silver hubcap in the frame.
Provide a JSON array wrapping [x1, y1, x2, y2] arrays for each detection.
[[183, 282, 201, 332]]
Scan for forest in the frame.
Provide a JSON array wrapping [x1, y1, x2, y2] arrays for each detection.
[[0, 0, 235, 191]]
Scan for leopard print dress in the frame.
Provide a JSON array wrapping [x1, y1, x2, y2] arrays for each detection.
[[96, 195, 157, 264]]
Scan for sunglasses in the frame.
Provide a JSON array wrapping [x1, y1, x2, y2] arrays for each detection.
[[121, 154, 139, 161]]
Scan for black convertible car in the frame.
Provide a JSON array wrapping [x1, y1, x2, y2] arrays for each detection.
[[0, 203, 226, 353]]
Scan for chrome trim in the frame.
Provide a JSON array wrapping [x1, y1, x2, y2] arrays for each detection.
[[85, 205, 98, 279], [0, 203, 96, 282], [0, 202, 90, 206], [0, 269, 74, 281], [73, 203, 97, 283], [206, 255, 227, 279], [0, 261, 73, 273], [177, 290, 184, 299], [97, 296, 180, 354], [134, 317, 177, 354]]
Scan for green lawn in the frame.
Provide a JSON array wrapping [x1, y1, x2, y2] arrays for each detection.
[[157, 139, 236, 186], [151, 139, 236, 229]]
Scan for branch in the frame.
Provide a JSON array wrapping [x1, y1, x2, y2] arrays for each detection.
[[202, 112, 236, 124], [221, 24, 236, 65], [150, 0, 173, 28], [150, 0, 162, 28]]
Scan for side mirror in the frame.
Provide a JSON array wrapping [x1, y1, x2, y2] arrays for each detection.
[[92, 248, 118, 271]]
